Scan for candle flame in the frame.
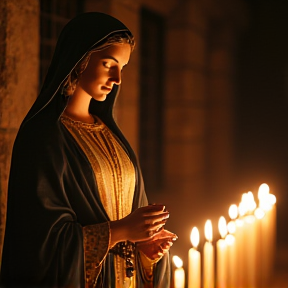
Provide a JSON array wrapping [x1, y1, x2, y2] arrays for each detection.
[[190, 227, 199, 248], [225, 234, 235, 246], [205, 220, 213, 242], [247, 191, 257, 211], [173, 255, 183, 268], [228, 204, 238, 220], [258, 183, 276, 211], [218, 216, 227, 238], [239, 193, 249, 216], [238, 202, 246, 216], [241, 192, 248, 203], [258, 183, 269, 200], [254, 207, 265, 219], [227, 221, 236, 234], [269, 194, 276, 205]]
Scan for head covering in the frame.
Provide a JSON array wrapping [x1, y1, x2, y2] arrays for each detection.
[[23, 12, 132, 126]]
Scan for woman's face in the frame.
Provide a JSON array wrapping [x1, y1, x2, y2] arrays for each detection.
[[77, 43, 131, 101]]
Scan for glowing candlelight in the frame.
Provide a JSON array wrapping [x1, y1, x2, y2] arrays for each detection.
[[173, 255, 185, 288], [188, 227, 201, 288], [235, 217, 244, 287], [257, 183, 277, 287], [203, 220, 214, 288], [244, 192, 257, 287], [226, 204, 238, 287], [216, 216, 227, 288], [229, 204, 238, 220]]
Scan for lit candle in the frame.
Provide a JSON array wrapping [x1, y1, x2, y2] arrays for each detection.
[[225, 233, 236, 288], [227, 205, 238, 288], [235, 218, 244, 288], [237, 194, 249, 287], [188, 227, 201, 288], [246, 192, 257, 288], [258, 183, 277, 287], [254, 206, 265, 287], [203, 220, 214, 288], [216, 216, 227, 288], [173, 255, 185, 288]]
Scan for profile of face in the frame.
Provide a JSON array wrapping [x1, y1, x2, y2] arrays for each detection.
[[77, 43, 131, 101]]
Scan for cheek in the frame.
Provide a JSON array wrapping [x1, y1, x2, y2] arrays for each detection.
[[80, 67, 102, 87]]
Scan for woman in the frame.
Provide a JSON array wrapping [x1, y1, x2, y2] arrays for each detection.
[[0, 12, 176, 288]]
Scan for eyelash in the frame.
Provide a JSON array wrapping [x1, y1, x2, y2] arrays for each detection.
[[103, 62, 124, 72], [103, 62, 110, 68]]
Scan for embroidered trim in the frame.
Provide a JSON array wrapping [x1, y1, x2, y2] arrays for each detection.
[[83, 222, 111, 288]]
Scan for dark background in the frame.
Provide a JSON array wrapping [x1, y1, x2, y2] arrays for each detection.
[[234, 0, 288, 251]]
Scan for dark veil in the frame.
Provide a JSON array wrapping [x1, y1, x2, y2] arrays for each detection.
[[0, 12, 171, 288]]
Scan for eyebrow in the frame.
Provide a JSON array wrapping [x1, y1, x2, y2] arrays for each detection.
[[103, 55, 119, 63]]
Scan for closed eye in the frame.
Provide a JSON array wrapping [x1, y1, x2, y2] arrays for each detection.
[[103, 62, 110, 68]]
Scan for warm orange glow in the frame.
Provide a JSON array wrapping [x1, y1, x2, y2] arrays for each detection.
[[173, 255, 183, 268], [205, 220, 213, 242], [228, 204, 238, 219], [190, 227, 200, 248], [218, 216, 227, 238]]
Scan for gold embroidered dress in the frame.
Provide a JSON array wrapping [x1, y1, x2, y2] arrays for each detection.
[[61, 115, 136, 288]]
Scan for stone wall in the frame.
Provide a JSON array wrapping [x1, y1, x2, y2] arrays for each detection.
[[0, 0, 39, 258]]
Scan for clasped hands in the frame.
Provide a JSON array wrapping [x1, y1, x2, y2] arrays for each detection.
[[110, 204, 177, 261]]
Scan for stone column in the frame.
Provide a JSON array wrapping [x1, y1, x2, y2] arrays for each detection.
[[0, 0, 39, 259]]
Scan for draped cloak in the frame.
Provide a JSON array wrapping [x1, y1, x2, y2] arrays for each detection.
[[0, 12, 170, 288]]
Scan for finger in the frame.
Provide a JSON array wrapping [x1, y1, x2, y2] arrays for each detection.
[[146, 226, 163, 239], [144, 212, 169, 225], [149, 222, 167, 234], [152, 232, 178, 242], [155, 229, 178, 240], [142, 205, 166, 215]]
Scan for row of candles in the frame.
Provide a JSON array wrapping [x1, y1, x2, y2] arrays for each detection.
[[173, 183, 276, 288]]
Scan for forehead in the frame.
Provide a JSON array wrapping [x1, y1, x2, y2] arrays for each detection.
[[92, 43, 131, 64]]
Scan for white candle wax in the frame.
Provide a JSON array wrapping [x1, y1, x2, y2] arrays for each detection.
[[217, 239, 227, 288], [189, 227, 201, 288], [173, 255, 185, 288], [203, 241, 214, 288], [216, 216, 228, 288], [203, 220, 214, 288], [188, 248, 201, 288], [174, 267, 185, 288]]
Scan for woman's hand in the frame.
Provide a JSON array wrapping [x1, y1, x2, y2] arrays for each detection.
[[110, 204, 170, 247], [136, 229, 178, 260]]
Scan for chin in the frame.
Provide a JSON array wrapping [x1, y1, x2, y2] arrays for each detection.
[[93, 95, 107, 102]]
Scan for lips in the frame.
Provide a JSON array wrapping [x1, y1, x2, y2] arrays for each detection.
[[102, 86, 112, 92]]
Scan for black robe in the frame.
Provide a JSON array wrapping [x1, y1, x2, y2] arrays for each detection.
[[0, 12, 170, 288]]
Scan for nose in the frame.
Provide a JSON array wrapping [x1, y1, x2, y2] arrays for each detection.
[[110, 68, 121, 85]]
